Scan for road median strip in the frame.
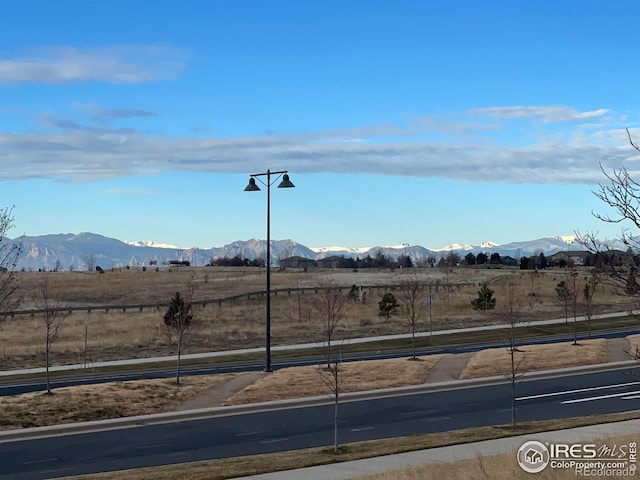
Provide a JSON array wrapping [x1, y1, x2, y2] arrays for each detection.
[[1, 359, 638, 444]]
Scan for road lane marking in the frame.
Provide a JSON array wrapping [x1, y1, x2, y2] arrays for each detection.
[[561, 389, 640, 404], [400, 410, 423, 416], [163, 452, 189, 458], [622, 395, 640, 400], [517, 381, 640, 401], [350, 427, 374, 432], [40, 468, 75, 475], [260, 438, 289, 444], [236, 431, 265, 437], [23, 458, 58, 465], [136, 443, 169, 450], [428, 416, 451, 421]]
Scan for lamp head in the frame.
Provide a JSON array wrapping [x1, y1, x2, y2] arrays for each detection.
[[277, 173, 295, 189], [244, 177, 261, 191]]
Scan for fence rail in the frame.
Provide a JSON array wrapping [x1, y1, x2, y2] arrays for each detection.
[[0, 280, 478, 317]]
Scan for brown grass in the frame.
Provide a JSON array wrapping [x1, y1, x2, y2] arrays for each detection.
[[0, 374, 235, 430], [224, 356, 442, 405], [628, 334, 640, 359], [0, 267, 633, 370], [459, 339, 608, 379], [352, 433, 638, 480]]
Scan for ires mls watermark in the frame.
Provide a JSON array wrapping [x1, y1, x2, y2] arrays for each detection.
[[517, 440, 637, 476]]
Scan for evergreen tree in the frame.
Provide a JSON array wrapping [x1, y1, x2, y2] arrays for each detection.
[[476, 252, 488, 265], [378, 292, 399, 320], [471, 284, 496, 311]]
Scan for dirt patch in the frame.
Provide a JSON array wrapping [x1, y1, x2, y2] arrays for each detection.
[[175, 371, 266, 410], [224, 356, 442, 406], [459, 339, 608, 379]]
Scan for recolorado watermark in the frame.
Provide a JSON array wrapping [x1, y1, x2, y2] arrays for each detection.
[[517, 440, 637, 476]]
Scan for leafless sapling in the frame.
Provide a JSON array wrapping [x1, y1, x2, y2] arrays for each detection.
[[33, 275, 66, 394], [317, 347, 346, 454], [0, 206, 22, 314], [499, 282, 528, 427], [398, 274, 428, 359], [312, 282, 348, 368]]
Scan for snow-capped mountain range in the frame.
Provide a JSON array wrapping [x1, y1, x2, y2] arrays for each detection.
[[5, 232, 617, 271]]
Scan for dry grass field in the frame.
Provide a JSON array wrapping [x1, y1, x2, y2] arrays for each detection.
[[0, 266, 635, 369], [459, 339, 609, 379], [0, 374, 236, 430], [224, 356, 442, 406]]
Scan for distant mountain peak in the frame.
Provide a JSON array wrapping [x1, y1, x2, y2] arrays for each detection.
[[432, 243, 474, 252], [123, 239, 182, 249], [553, 234, 577, 244]]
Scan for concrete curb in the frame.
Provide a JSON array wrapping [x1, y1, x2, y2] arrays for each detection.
[[1, 360, 638, 444]]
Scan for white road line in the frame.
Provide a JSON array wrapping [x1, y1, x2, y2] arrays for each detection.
[[516, 381, 640, 401], [23, 458, 58, 465], [40, 468, 75, 475], [622, 395, 640, 400], [400, 410, 423, 416], [561, 389, 640, 404], [260, 438, 289, 444], [236, 431, 265, 437], [350, 427, 374, 432], [163, 452, 189, 458], [429, 416, 451, 421], [136, 443, 169, 450]]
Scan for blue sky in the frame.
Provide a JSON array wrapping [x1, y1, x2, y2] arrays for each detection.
[[1, 1, 639, 249]]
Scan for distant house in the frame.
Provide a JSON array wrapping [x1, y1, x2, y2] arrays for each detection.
[[549, 250, 589, 267], [169, 260, 191, 267], [317, 255, 346, 269], [279, 256, 317, 269], [500, 256, 518, 266]]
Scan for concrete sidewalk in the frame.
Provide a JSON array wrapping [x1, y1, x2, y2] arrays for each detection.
[[231, 419, 640, 480]]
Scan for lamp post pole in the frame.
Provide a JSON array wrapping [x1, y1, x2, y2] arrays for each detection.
[[244, 169, 295, 372]]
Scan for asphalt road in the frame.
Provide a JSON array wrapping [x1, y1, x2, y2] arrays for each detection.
[[2, 366, 640, 480], [1, 326, 637, 397]]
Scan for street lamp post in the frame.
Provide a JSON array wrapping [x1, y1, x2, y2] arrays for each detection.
[[244, 169, 295, 372]]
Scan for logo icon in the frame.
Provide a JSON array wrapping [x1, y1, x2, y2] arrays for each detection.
[[517, 440, 550, 473]]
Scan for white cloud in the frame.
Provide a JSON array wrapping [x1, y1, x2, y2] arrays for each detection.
[[0, 106, 637, 185], [0, 45, 185, 85], [469, 106, 609, 124]]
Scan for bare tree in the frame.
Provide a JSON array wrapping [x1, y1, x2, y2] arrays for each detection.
[[499, 282, 528, 427], [583, 270, 600, 338], [568, 270, 581, 345], [312, 282, 349, 368], [0, 206, 22, 313], [32, 276, 66, 394], [83, 254, 96, 271], [164, 280, 197, 385], [317, 348, 346, 453], [555, 278, 572, 324], [398, 274, 428, 359], [576, 129, 640, 293]]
